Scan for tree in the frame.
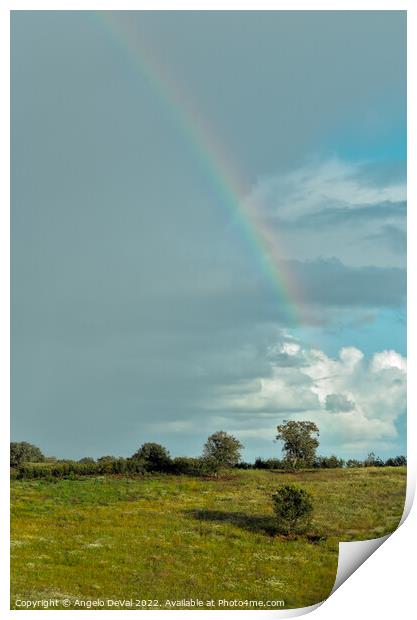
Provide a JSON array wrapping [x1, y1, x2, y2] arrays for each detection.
[[275, 420, 319, 470], [10, 442, 45, 468], [346, 459, 362, 468], [314, 455, 345, 469], [130, 443, 172, 472], [272, 485, 313, 536], [385, 455, 407, 467], [202, 431, 243, 476], [364, 452, 384, 467]]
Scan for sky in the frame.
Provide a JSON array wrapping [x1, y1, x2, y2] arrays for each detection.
[[11, 11, 406, 462]]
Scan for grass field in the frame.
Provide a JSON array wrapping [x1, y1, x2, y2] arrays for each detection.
[[10, 467, 406, 610]]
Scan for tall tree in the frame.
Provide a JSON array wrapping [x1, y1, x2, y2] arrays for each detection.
[[275, 420, 319, 469]]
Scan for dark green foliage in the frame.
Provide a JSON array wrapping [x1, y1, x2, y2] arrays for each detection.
[[254, 457, 284, 470], [235, 461, 254, 470], [10, 442, 45, 467], [384, 455, 407, 467], [202, 431, 244, 475], [96, 457, 120, 474], [172, 456, 204, 476], [346, 459, 363, 468], [314, 455, 345, 469], [254, 457, 267, 469], [10, 433, 407, 480], [276, 421, 320, 470], [15, 458, 146, 479], [272, 485, 314, 535], [130, 443, 172, 472]]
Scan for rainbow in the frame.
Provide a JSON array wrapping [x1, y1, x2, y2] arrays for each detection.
[[93, 11, 303, 325]]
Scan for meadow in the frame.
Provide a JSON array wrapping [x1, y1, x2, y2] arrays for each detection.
[[11, 467, 406, 610]]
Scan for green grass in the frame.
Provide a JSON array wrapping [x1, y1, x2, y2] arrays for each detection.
[[10, 467, 406, 610]]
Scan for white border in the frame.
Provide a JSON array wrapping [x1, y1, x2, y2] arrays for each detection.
[[2, 2, 414, 619]]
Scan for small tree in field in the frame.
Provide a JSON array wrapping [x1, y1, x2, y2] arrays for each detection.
[[272, 484, 313, 536], [202, 431, 243, 477], [276, 420, 319, 470]]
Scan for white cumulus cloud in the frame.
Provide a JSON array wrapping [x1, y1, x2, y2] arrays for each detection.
[[205, 339, 406, 456]]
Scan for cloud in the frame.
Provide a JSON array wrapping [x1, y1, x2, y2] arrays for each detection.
[[286, 201, 406, 229], [364, 224, 406, 255], [325, 393, 355, 412], [204, 339, 406, 456], [245, 158, 406, 269], [371, 349, 407, 373], [285, 257, 405, 307], [248, 158, 405, 221]]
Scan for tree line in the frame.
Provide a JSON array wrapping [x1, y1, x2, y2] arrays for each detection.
[[10, 421, 406, 480]]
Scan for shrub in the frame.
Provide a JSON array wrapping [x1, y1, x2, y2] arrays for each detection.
[[235, 461, 253, 470], [272, 485, 313, 535], [385, 455, 407, 467], [172, 456, 204, 476], [125, 459, 146, 475], [10, 442, 45, 468], [281, 458, 312, 471], [346, 459, 362, 468], [130, 443, 172, 473], [254, 458, 284, 470], [314, 455, 345, 469], [16, 464, 52, 479], [97, 457, 119, 474], [14, 458, 146, 480]]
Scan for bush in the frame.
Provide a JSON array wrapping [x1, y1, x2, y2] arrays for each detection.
[[130, 443, 172, 473], [254, 458, 284, 470], [10, 442, 45, 468], [16, 463, 54, 479], [346, 459, 362, 468], [314, 455, 345, 469], [235, 461, 254, 470], [172, 457, 204, 476], [272, 485, 313, 535], [15, 458, 146, 480], [281, 458, 313, 471], [254, 457, 268, 469], [385, 455, 407, 467]]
